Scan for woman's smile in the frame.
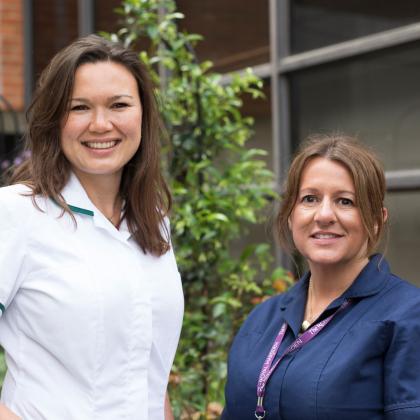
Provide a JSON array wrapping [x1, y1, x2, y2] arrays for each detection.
[[310, 230, 344, 245], [81, 139, 121, 150]]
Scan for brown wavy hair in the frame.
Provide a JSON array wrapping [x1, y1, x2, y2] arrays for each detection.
[[10, 34, 171, 256], [277, 133, 387, 257]]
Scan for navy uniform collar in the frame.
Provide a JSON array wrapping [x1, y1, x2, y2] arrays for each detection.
[[280, 254, 390, 337], [340, 254, 389, 300]]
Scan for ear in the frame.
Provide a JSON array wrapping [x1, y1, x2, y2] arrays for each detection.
[[382, 207, 388, 224], [288, 216, 292, 230], [374, 207, 388, 234]]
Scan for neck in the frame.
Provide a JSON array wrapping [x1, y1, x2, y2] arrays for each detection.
[[73, 171, 122, 224], [301, 257, 369, 331], [308, 257, 369, 304]]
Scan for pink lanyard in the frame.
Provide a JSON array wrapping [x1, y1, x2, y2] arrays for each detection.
[[255, 300, 351, 419]]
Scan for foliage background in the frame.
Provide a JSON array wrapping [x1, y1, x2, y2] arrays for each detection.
[[0, 0, 294, 417], [107, 1, 293, 418]]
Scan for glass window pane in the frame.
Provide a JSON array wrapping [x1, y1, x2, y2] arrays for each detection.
[[177, 0, 269, 73], [95, 0, 121, 34], [290, 42, 420, 171], [385, 191, 420, 286], [33, 0, 78, 80], [291, 0, 420, 54]]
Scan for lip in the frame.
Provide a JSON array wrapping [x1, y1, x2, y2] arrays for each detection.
[[310, 231, 344, 244], [310, 231, 344, 239], [81, 139, 121, 150]]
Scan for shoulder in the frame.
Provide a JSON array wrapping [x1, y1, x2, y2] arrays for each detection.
[[388, 272, 420, 295], [256, 280, 302, 313], [0, 184, 33, 216], [359, 256, 420, 321], [0, 183, 32, 200], [383, 273, 420, 320], [0, 184, 49, 224], [238, 286, 297, 335]]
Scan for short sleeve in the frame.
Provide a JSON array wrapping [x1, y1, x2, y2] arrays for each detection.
[[0, 187, 28, 318], [384, 306, 420, 419]]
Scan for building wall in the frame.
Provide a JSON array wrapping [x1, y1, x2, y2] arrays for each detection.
[[0, 0, 24, 112]]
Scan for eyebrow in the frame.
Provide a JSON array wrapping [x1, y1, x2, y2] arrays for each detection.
[[70, 94, 135, 102], [299, 188, 355, 196]]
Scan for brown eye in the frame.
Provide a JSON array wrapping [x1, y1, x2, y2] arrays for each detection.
[[70, 104, 88, 111], [338, 198, 354, 206], [302, 195, 317, 203], [112, 102, 129, 109]]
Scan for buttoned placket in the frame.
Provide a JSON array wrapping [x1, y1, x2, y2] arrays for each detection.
[[272, 255, 390, 419], [59, 173, 153, 418]]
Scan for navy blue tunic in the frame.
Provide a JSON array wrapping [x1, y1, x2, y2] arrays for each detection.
[[223, 255, 420, 419]]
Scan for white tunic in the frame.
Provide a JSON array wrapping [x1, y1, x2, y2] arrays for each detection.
[[0, 174, 184, 419]]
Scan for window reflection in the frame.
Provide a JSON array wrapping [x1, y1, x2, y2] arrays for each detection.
[[177, 0, 269, 73], [385, 191, 420, 286], [291, 0, 420, 54], [290, 43, 420, 171]]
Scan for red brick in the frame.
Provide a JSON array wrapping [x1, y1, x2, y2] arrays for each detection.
[[0, 0, 24, 111], [0, 11, 21, 20], [0, 1, 20, 11]]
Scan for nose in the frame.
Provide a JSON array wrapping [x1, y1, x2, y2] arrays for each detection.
[[89, 109, 113, 133], [314, 198, 336, 225]]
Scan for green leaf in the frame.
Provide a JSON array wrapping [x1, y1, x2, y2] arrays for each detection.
[[101, 1, 288, 416], [207, 213, 229, 223]]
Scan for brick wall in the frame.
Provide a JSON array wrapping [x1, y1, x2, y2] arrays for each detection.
[[0, 0, 24, 112]]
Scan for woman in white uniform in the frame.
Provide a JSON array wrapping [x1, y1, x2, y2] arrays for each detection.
[[0, 35, 184, 419]]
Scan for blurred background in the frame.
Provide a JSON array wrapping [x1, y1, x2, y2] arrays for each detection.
[[1, 0, 420, 284]]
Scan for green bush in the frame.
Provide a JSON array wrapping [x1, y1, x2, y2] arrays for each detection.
[[0, 0, 293, 417], [106, 1, 293, 417]]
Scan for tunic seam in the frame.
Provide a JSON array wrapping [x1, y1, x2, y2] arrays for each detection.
[[385, 401, 420, 411]]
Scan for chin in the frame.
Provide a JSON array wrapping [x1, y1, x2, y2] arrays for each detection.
[[306, 251, 347, 267], [308, 253, 368, 270], [75, 165, 124, 177]]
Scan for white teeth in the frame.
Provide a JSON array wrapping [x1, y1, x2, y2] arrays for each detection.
[[84, 141, 118, 149], [314, 234, 337, 239]]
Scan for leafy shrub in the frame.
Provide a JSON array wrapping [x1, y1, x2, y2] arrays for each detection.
[[106, 1, 294, 417], [0, 0, 294, 416]]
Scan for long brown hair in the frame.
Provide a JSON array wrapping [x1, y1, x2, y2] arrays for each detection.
[[10, 34, 171, 256], [277, 134, 387, 256]]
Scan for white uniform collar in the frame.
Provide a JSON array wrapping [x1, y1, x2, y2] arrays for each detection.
[[60, 172, 132, 241], [60, 172, 95, 216]]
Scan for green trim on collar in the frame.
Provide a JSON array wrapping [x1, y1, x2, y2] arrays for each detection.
[[0, 303, 5, 314], [68, 205, 94, 217], [51, 199, 94, 217]]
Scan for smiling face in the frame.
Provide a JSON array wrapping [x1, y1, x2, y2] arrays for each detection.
[[60, 61, 142, 185], [289, 157, 369, 273]]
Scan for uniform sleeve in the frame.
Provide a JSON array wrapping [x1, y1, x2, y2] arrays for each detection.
[[384, 305, 420, 419], [0, 189, 28, 318]]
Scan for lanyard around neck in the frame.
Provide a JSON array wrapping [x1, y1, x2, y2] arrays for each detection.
[[254, 299, 351, 419]]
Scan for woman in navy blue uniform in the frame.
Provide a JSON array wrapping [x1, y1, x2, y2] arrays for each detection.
[[223, 134, 420, 419]]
